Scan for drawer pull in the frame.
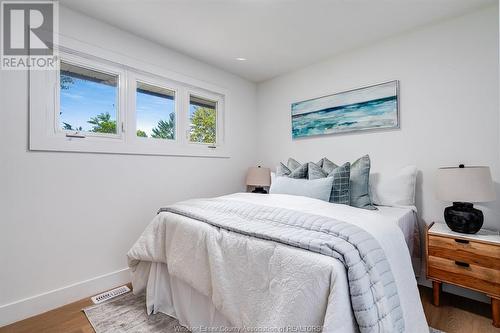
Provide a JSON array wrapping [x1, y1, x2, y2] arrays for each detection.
[[454, 239, 469, 244], [454, 261, 470, 268]]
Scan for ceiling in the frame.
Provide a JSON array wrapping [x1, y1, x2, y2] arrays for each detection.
[[60, 0, 495, 82]]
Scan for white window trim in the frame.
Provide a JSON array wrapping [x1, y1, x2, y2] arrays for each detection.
[[30, 40, 229, 158], [57, 53, 126, 140], [187, 89, 224, 147], [129, 72, 180, 144]]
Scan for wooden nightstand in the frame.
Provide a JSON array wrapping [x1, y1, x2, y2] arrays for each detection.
[[426, 222, 500, 327]]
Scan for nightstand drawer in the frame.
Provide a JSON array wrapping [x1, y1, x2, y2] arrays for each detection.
[[428, 234, 500, 270], [428, 255, 500, 297]]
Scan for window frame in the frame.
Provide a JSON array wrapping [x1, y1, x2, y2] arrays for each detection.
[[131, 73, 180, 143], [30, 46, 229, 158], [57, 54, 125, 140], [187, 90, 223, 147]]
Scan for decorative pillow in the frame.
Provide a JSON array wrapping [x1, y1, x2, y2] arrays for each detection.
[[308, 161, 351, 205], [276, 162, 291, 177], [317, 155, 376, 210], [276, 158, 308, 179], [370, 165, 418, 207], [317, 157, 338, 174], [289, 163, 308, 178], [287, 158, 301, 170], [269, 174, 334, 202], [349, 155, 377, 210], [308, 161, 328, 179]]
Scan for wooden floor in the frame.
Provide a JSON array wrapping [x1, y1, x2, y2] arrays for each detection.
[[419, 287, 499, 333], [0, 286, 498, 333], [0, 296, 95, 333]]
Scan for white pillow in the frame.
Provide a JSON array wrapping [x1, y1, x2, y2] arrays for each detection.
[[270, 173, 334, 202], [369, 165, 418, 207]]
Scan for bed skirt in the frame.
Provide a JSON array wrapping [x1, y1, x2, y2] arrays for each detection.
[[132, 261, 234, 331]]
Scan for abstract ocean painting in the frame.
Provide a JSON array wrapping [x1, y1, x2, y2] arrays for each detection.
[[291, 80, 399, 138]]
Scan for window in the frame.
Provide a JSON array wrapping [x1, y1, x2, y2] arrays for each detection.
[[30, 49, 227, 157], [59, 61, 119, 135], [189, 95, 217, 144], [136, 82, 176, 140]]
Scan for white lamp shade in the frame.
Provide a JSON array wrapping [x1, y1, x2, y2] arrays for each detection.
[[246, 167, 271, 186], [436, 166, 496, 203]]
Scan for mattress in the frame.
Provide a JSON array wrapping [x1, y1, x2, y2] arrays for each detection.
[[371, 206, 421, 276]]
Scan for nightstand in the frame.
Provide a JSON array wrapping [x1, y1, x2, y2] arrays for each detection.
[[426, 222, 500, 327]]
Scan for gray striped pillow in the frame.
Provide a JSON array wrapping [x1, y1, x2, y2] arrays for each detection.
[[308, 161, 350, 205], [317, 155, 376, 210]]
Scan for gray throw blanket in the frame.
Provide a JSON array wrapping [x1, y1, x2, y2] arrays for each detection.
[[159, 198, 404, 333]]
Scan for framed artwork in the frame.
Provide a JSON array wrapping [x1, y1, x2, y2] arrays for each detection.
[[291, 80, 399, 138]]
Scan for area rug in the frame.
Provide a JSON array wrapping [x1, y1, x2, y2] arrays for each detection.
[[83, 292, 185, 333], [84, 292, 445, 333], [429, 328, 446, 333]]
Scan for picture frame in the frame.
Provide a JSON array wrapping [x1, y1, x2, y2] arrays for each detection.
[[291, 80, 400, 139]]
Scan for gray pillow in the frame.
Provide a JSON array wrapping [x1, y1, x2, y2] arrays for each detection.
[[308, 162, 351, 205], [287, 158, 301, 170], [276, 159, 308, 179], [350, 155, 376, 210], [270, 174, 334, 202], [276, 162, 291, 176], [317, 157, 338, 174], [309, 161, 328, 179], [317, 155, 376, 210], [290, 163, 308, 178]]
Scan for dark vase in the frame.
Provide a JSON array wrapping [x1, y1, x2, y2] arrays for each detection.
[[444, 202, 483, 234]]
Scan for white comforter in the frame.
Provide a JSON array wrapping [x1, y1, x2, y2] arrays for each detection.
[[128, 193, 428, 333]]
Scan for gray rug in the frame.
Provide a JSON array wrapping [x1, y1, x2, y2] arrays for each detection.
[[83, 292, 185, 333], [429, 328, 446, 333], [84, 292, 445, 333]]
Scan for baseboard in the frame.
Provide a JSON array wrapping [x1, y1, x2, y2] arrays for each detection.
[[0, 267, 130, 327]]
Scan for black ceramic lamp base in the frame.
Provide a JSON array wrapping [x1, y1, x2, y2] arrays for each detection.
[[444, 202, 483, 234], [252, 187, 268, 194]]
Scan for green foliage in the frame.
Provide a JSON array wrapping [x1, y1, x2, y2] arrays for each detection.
[[62, 122, 73, 130], [136, 129, 148, 137], [62, 122, 82, 131], [60, 75, 74, 90], [151, 113, 175, 139], [87, 112, 117, 134], [189, 107, 216, 144]]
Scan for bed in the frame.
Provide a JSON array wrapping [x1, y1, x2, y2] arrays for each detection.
[[128, 193, 428, 333]]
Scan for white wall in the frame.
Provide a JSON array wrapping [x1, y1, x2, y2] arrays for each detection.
[[256, 5, 500, 231], [0, 6, 257, 325]]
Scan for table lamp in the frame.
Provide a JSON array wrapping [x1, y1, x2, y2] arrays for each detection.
[[436, 164, 496, 234], [246, 166, 271, 194]]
